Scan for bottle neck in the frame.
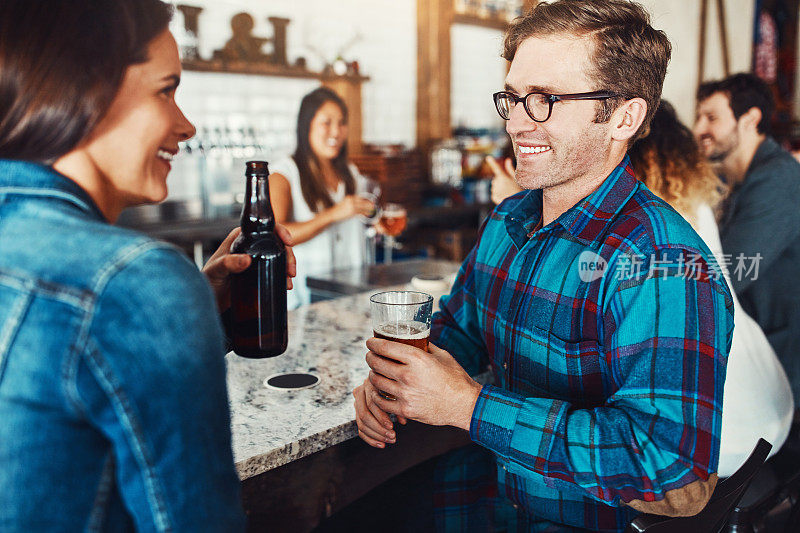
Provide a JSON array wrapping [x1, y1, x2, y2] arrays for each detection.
[[241, 173, 275, 233]]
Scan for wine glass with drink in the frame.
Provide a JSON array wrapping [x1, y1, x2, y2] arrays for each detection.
[[376, 202, 407, 264], [369, 290, 433, 400]]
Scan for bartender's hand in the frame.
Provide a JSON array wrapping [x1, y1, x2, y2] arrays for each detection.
[[486, 155, 523, 204], [330, 195, 375, 222], [364, 339, 482, 430], [353, 378, 407, 448], [202, 225, 297, 313]]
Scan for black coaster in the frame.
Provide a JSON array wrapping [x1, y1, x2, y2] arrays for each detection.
[[263, 372, 320, 391]]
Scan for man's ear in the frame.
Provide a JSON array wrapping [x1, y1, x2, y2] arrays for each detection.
[[739, 107, 763, 133], [610, 98, 648, 143]]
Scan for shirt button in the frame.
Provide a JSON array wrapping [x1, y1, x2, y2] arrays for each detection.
[[513, 504, 519, 509], [502, 465, 507, 471], [503, 362, 508, 369]]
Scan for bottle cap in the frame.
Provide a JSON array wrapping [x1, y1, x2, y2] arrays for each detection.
[[246, 161, 269, 175]]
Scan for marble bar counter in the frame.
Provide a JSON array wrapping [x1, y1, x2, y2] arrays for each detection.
[[229, 276, 494, 530], [226, 285, 402, 480]]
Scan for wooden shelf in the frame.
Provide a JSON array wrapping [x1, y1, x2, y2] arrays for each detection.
[[181, 58, 369, 83], [452, 12, 509, 31]]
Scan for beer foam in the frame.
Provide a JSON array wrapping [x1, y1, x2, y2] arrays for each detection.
[[375, 321, 429, 340]]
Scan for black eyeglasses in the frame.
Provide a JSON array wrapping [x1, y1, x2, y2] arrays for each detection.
[[493, 90, 618, 123]]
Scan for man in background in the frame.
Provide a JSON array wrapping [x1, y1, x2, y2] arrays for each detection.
[[695, 73, 800, 402]]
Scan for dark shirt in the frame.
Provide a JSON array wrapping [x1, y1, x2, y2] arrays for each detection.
[[719, 137, 800, 401]]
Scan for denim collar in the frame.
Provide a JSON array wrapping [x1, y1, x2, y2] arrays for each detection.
[[0, 159, 106, 221], [504, 155, 640, 248]]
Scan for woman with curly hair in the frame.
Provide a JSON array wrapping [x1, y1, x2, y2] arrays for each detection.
[[629, 101, 793, 477]]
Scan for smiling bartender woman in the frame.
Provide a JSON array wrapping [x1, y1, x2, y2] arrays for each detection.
[[0, 0, 295, 530], [270, 88, 375, 308]]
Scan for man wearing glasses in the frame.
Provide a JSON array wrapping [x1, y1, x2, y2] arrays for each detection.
[[353, 1, 734, 530]]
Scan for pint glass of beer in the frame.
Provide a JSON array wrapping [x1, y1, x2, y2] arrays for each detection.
[[369, 291, 433, 400]]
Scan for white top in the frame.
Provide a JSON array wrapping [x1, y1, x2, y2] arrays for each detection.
[[692, 203, 794, 476], [271, 157, 369, 309]]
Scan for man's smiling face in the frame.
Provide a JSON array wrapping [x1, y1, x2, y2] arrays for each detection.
[[505, 34, 615, 191]]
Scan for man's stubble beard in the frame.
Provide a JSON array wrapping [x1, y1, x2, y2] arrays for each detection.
[[513, 126, 610, 192], [707, 129, 740, 163]]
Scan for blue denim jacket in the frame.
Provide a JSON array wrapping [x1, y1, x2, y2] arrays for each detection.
[[0, 161, 246, 532]]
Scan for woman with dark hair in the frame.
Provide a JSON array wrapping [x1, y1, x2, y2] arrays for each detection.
[[629, 101, 793, 478], [269, 87, 375, 308], [0, 0, 294, 529]]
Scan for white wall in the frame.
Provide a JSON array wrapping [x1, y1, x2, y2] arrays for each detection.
[[448, 0, 758, 131], [450, 23, 507, 131], [170, 0, 417, 149], [641, 0, 756, 125]]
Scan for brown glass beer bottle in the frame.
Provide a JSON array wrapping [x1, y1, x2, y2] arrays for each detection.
[[230, 161, 288, 358]]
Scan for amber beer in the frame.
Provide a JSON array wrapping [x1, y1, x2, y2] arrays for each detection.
[[373, 321, 430, 352], [230, 161, 288, 358], [369, 291, 434, 400], [377, 204, 407, 237]]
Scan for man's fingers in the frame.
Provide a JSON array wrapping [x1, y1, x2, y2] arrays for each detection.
[[504, 157, 516, 176], [357, 415, 394, 443], [365, 351, 404, 381], [368, 370, 401, 400], [485, 155, 504, 177], [358, 429, 386, 448], [363, 379, 394, 430], [370, 387, 403, 418], [366, 337, 418, 364], [357, 383, 394, 434]]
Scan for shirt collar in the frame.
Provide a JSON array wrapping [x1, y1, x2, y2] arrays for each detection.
[[504, 155, 641, 248], [0, 159, 106, 221]]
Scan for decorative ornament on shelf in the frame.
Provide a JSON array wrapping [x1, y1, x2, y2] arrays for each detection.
[[173, 4, 368, 82], [212, 12, 291, 66]]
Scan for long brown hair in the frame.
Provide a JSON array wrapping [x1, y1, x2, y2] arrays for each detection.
[[292, 87, 355, 212], [503, 0, 671, 141], [0, 0, 173, 164], [629, 101, 727, 223]]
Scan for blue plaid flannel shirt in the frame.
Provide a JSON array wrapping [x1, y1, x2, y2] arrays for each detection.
[[430, 156, 734, 532]]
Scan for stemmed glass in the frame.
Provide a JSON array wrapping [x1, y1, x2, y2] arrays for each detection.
[[376, 203, 407, 264]]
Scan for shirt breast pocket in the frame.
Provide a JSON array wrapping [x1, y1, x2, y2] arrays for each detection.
[[519, 323, 606, 402], [0, 276, 35, 384]]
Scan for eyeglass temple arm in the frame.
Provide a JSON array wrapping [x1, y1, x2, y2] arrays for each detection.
[[553, 91, 618, 102]]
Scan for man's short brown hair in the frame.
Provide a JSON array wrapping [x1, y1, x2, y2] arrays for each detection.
[[503, 0, 671, 140]]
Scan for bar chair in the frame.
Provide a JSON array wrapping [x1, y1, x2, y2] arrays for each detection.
[[624, 438, 772, 533], [725, 416, 800, 532]]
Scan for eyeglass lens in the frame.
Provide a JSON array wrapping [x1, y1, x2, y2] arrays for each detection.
[[496, 93, 550, 121]]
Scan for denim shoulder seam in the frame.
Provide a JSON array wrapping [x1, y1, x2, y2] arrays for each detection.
[[0, 276, 35, 384], [61, 240, 166, 417], [81, 337, 174, 532], [64, 239, 183, 531], [0, 268, 94, 311]]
